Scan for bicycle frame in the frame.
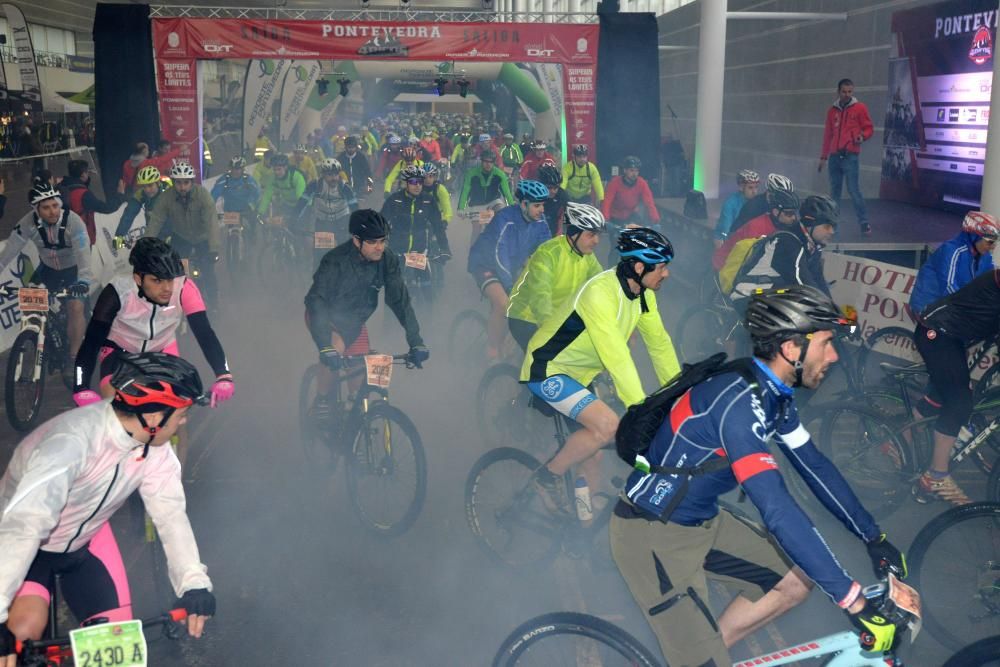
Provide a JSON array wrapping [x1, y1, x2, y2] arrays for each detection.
[[733, 631, 900, 666], [15, 310, 48, 383]]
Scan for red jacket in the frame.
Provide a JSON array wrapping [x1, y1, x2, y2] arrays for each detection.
[[712, 212, 775, 270], [820, 98, 874, 159], [519, 152, 556, 181], [602, 176, 660, 223], [121, 148, 182, 191]]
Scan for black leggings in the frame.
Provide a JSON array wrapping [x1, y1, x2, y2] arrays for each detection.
[[914, 324, 972, 437]]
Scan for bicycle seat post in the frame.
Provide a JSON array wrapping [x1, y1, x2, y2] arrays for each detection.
[[47, 572, 62, 640]]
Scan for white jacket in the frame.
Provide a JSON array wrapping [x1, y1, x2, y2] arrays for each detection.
[[0, 402, 211, 623]]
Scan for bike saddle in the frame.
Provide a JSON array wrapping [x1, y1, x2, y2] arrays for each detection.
[[878, 361, 926, 377]]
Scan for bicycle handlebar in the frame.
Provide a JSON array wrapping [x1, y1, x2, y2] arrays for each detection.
[[0, 285, 72, 300], [16, 609, 189, 657]]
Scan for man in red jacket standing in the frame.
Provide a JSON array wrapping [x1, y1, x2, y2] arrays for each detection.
[[818, 78, 874, 235]]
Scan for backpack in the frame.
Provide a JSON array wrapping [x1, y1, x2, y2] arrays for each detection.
[[718, 236, 765, 294], [729, 230, 801, 300], [615, 353, 761, 476]]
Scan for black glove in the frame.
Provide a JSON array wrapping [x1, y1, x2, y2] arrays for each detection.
[[0, 622, 14, 659], [67, 281, 90, 298], [867, 533, 907, 579], [408, 345, 429, 368], [179, 588, 216, 617], [848, 603, 897, 652], [319, 346, 344, 370], [209, 251, 220, 263]]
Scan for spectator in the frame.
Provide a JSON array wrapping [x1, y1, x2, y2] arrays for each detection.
[[60, 160, 122, 246], [121, 142, 151, 192], [818, 78, 874, 235]]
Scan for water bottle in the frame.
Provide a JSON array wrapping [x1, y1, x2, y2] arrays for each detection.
[[574, 476, 593, 523]]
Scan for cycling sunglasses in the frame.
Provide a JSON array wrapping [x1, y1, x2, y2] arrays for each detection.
[[405, 178, 423, 185]]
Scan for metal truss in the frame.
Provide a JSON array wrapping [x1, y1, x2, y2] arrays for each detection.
[[148, 6, 598, 22]]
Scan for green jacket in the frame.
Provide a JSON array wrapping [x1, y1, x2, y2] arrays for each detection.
[[145, 185, 220, 252], [499, 143, 524, 168], [507, 235, 602, 325]]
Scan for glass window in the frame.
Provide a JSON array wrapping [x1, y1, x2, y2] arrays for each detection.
[[28, 23, 45, 51]]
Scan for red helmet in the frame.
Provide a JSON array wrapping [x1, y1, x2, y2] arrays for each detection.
[[962, 211, 999, 240]]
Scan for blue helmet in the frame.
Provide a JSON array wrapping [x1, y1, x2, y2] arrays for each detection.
[[516, 179, 549, 204], [617, 227, 673, 265], [478, 133, 492, 143]]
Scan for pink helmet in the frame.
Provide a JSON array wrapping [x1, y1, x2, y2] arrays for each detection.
[[962, 211, 1000, 240]]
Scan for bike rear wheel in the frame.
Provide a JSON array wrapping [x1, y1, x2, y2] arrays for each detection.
[[856, 326, 920, 390], [465, 447, 562, 567], [675, 305, 729, 363], [448, 308, 488, 367], [493, 612, 662, 667], [346, 401, 427, 537], [476, 363, 546, 450], [5, 329, 46, 432], [298, 363, 340, 470], [908, 502, 1000, 651]]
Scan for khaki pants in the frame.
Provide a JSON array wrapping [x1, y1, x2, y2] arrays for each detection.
[[610, 508, 792, 667]]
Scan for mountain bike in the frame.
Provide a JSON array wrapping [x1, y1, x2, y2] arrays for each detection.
[[492, 575, 921, 666], [221, 211, 258, 284], [2, 285, 74, 432], [298, 352, 427, 536], [257, 214, 307, 294], [908, 501, 1000, 651]]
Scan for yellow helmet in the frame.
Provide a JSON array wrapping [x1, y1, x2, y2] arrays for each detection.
[[136, 165, 161, 186]]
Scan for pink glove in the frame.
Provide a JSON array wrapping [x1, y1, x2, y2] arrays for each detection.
[[73, 390, 103, 407], [210, 376, 234, 408]]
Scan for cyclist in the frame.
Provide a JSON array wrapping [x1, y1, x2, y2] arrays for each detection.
[[713, 169, 760, 248], [383, 146, 424, 196], [913, 266, 1000, 504], [114, 165, 171, 241], [521, 227, 680, 503], [421, 162, 453, 226], [376, 134, 403, 181], [507, 202, 605, 350], [611, 285, 907, 667], [337, 136, 374, 196], [0, 184, 92, 362], [458, 150, 513, 212], [726, 172, 795, 244], [498, 132, 524, 183], [519, 140, 556, 182], [0, 352, 217, 661], [290, 144, 318, 184], [60, 159, 122, 246], [468, 179, 552, 360], [909, 211, 998, 317], [72, 238, 233, 462], [419, 129, 442, 163], [538, 162, 569, 237], [300, 158, 359, 268], [713, 181, 799, 272], [602, 155, 660, 263], [561, 144, 604, 205], [211, 156, 260, 245], [730, 194, 837, 302], [145, 162, 220, 309], [256, 154, 307, 221], [303, 210, 429, 419]]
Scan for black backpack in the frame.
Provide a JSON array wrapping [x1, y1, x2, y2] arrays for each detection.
[[615, 353, 761, 476]]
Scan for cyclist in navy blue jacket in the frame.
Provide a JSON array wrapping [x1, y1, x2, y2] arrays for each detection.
[[909, 210, 997, 316], [611, 285, 907, 667]]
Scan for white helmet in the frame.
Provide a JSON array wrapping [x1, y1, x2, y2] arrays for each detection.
[[564, 202, 606, 233], [170, 162, 196, 180], [319, 157, 342, 174], [766, 173, 794, 194], [30, 184, 61, 206]]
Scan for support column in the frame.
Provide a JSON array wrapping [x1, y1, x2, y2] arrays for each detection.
[[982, 43, 1000, 216], [692, 0, 727, 199], [543, 0, 553, 22]]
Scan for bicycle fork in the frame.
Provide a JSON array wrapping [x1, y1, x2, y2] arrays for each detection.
[[16, 317, 47, 383]]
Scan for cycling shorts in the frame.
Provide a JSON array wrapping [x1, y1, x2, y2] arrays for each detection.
[[473, 270, 503, 295], [526, 374, 596, 420], [915, 323, 972, 437], [31, 264, 84, 301], [15, 522, 132, 623], [345, 325, 371, 356]]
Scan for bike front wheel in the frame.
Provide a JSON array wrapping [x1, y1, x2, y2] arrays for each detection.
[[493, 612, 662, 667], [346, 401, 427, 537], [909, 502, 1000, 651], [5, 329, 46, 432], [448, 308, 488, 367], [465, 447, 562, 568]]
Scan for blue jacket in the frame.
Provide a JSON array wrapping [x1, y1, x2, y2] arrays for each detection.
[[713, 191, 747, 240], [910, 231, 994, 315], [467, 205, 551, 292], [211, 174, 260, 213]]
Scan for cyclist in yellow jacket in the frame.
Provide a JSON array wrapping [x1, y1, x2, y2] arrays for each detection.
[[562, 144, 604, 205]]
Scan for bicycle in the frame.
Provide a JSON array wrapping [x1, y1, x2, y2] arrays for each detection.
[[220, 211, 257, 282], [298, 352, 427, 536], [908, 501, 1000, 652], [492, 575, 921, 666], [943, 634, 1000, 666], [447, 307, 489, 368], [2, 285, 74, 432], [257, 214, 307, 293]]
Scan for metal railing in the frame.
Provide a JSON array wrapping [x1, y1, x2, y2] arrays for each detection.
[[0, 45, 75, 69], [148, 5, 598, 22]]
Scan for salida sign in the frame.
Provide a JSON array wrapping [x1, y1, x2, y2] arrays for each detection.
[[152, 18, 599, 168]]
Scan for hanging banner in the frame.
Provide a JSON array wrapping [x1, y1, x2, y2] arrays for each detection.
[[241, 59, 289, 156], [880, 0, 997, 210], [278, 60, 321, 144], [2, 3, 41, 112], [155, 58, 200, 167]]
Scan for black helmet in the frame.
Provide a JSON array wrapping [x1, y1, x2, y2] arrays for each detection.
[[745, 285, 851, 344], [799, 195, 840, 228], [617, 227, 673, 265], [349, 209, 390, 240], [537, 163, 561, 187], [270, 154, 290, 168], [767, 189, 800, 212], [110, 352, 205, 414], [129, 238, 185, 279], [480, 149, 497, 162], [622, 155, 641, 169], [573, 144, 588, 156], [229, 156, 247, 169]]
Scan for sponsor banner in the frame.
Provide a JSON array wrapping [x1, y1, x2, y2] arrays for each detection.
[[241, 59, 289, 155], [278, 60, 321, 144], [921, 104, 990, 125], [68, 55, 95, 73], [924, 143, 986, 159], [155, 58, 200, 170], [916, 155, 984, 175], [2, 3, 41, 111], [923, 125, 988, 143], [562, 64, 595, 152]]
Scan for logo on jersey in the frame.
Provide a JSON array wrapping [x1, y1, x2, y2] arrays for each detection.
[[969, 27, 993, 66], [540, 376, 564, 399], [926, 329, 937, 340], [651, 479, 674, 506]]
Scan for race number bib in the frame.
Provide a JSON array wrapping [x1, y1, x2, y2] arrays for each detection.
[[404, 252, 428, 270], [70, 620, 148, 667], [221, 212, 241, 226], [18, 287, 49, 312], [314, 232, 336, 249], [888, 574, 922, 641], [478, 210, 494, 225], [365, 354, 393, 388]]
